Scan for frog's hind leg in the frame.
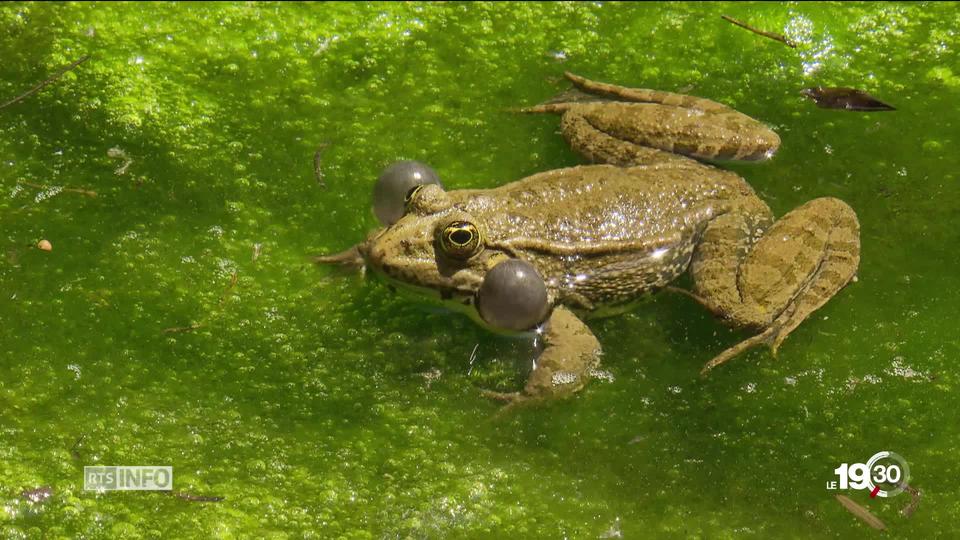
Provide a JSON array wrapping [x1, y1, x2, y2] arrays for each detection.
[[557, 111, 698, 167], [519, 73, 731, 115], [692, 197, 860, 374], [563, 71, 735, 114]]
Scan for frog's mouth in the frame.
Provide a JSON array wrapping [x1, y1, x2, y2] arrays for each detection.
[[362, 255, 537, 337], [357, 225, 539, 337]]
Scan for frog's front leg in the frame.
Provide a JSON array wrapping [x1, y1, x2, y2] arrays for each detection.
[[692, 197, 860, 374], [482, 306, 602, 405]]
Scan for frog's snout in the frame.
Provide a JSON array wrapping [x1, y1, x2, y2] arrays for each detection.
[[360, 235, 397, 275], [355, 228, 387, 263]]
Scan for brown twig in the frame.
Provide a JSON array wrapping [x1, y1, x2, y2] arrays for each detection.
[[69, 434, 86, 460], [22, 181, 97, 198], [218, 272, 239, 307], [0, 55, 91, 110], [835, 494, 886, 531], [721, 15, 796, 48], [162, 322, 205, 334]]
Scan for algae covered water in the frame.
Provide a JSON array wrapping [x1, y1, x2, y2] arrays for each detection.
[[2, 2, 959, 538]]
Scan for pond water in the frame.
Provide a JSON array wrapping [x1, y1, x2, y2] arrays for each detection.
[[1, 2, 958, 538]]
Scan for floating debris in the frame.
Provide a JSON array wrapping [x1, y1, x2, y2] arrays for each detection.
[[170, 491, 224, 503], [218, 272, 239, 306], [22, 181, 97, 198], [898, 481, 922, 518], [835, 494, 886, 530], [721, 15, 796, 48], [314, 142, 329, 188], [108, 147, 134, 175], [885, 357, 930, 381], [36, 239, 52, 251], [467, 343, 479, 375], [69, 434, 86, 460], [252, 242, 263, 262], [20, 486, 53, 504], [599, 517, 623, 538], [162, 322, 205, 334], [419, 368, 442, 389], [801, 87, 896, 111], [0, 55, 90, 110]]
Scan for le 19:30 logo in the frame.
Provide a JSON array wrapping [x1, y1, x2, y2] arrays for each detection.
[[828, 451, 911, 498]]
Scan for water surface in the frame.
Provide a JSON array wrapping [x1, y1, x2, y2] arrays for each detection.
[[1, 2, 958, 538]]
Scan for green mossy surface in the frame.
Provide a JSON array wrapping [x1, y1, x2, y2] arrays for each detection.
[[1, 2, 958, 538]]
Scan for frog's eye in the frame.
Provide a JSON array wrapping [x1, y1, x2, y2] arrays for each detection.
[[373, 160, 443, 226], [477, 259, 549, 331], [439, 220, 483, 259]]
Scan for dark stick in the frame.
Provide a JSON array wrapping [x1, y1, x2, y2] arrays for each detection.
[[0, 55, 91, 110], [721, 15, 796, 48], [69, 434, 86, 459]]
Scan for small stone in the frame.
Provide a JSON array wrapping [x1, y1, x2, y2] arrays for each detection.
[[37, 239, 52, 251]]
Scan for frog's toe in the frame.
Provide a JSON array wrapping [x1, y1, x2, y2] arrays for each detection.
[[700, 326, 778, 376], [312, 245, 365, 269], [480, 389, 526, 403]]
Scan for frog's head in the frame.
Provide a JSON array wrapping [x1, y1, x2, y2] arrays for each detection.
[[357, 161, 550, 333]]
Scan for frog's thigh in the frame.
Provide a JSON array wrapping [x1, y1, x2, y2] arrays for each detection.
[[693, 198, 859, 373], [560, 112, 690, 167], [579, 103, 779, 162], [522, 305, 602, 400], [739, 197, 860, 349]]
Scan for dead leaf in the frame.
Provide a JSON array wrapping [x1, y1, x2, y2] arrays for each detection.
[[801, 87, 896, 111]]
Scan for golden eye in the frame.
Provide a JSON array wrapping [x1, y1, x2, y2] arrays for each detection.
[[439, 220, 482, 259]]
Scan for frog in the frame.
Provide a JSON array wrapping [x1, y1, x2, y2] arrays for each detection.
[[316, 72, 860, 405]]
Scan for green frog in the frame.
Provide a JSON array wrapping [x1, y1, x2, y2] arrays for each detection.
[[316, 72, 860, 404]]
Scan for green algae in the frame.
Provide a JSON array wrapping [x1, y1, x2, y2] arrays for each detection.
[[1, 2, 959, 538]]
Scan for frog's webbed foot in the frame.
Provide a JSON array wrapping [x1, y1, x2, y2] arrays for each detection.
[[693, 197, 860, 374], [312, 244, 365, 270], [479, 389, 533, 419], [481, 306, 602, 408]]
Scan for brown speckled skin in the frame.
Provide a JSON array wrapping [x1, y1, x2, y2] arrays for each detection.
[[325, 73, 861, 403], [362, 163, 765, 316]]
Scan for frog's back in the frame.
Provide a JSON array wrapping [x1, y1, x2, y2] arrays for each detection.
[[458, 164, 751, 311]]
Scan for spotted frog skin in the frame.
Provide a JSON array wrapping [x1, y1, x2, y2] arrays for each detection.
[[318, 72, 861, 404]]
